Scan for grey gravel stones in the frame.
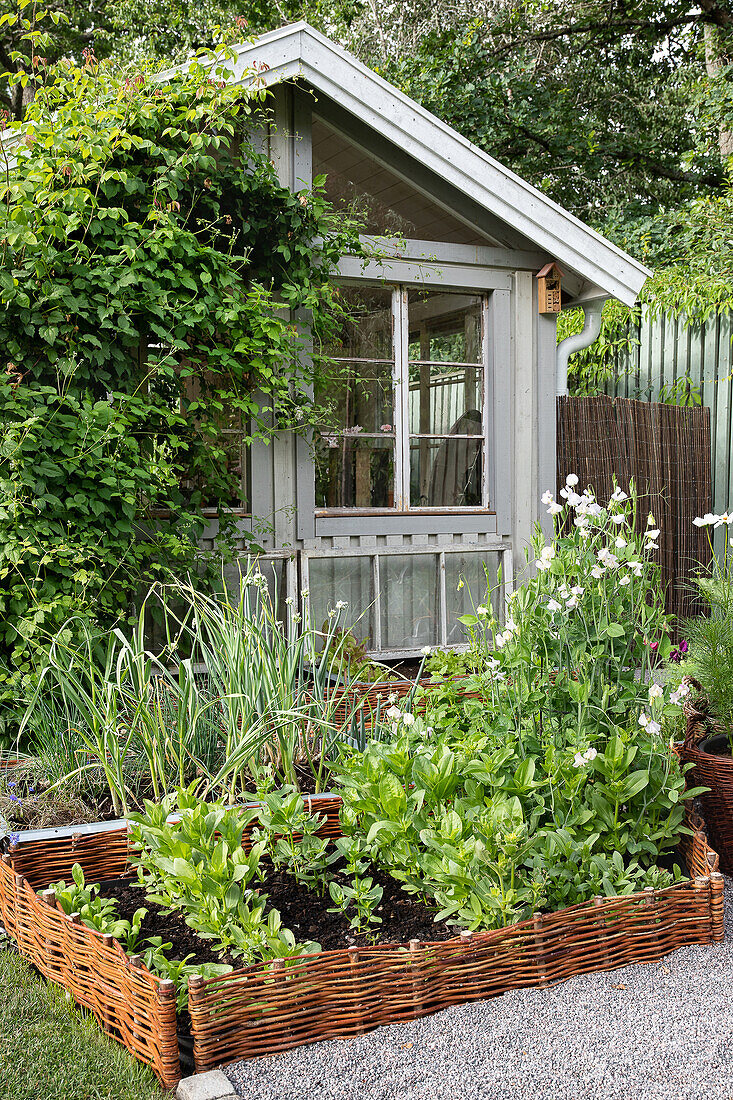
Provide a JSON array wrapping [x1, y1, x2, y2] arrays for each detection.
[[224, 878, 733, 1100]]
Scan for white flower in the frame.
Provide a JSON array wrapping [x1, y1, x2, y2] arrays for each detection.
[[615, 537, 627, 549], [648, 683, 664, 700], [547, 501, 564, 515], [693, 513, 717, 527], [476, 605, 490, 616], [647, 514, 656, 526], [610, 487, 628, 503], [505, 617, 517, 633], [639, 712, 662, 736], [301, 588, 310, 598], [584, 747, 598, 762], [541, 546, 556, 562], [574, 515, 589, 528], [597, 548, 619, 569], [335, 600, 348, 610], [559, 584, 570, 599], [421, 646, 431, 656], [611, 514, 626, 525], [285, 596, 294, 606], [385, 705, 402, 721], [486, 658, 500, 672], [646, 529, 660, 540], [573, 752, 586, 768], [547, 599, 562, 612], [619, 576, 630, 587], [566, 491, 583, 508], [715, 512, 733, 528], [327, 609, 337, 618], [565, 473, 579, 487], [291, 612, 302, 624], [579, 526, 591, 539], [402, 713, 415, 726], [541, 490, 555, 505], [570, 585, 584, 596], [590, 566, 604, 579], [565, 595, 579, 610], [670, 683, 690, 705], [536, 558, 551, 571]]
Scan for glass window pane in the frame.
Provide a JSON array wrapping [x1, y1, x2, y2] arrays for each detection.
[[315, 435, 394, 508], [409, 365, 483, 434], [380, 554, 438, 649], [444, 551, 503, 645], [308, 556, 373, 645], [408, 290, 482, 365], [318, 360, 395, 434], [323, 286, 394, 362], [410, 438, 482, 507]]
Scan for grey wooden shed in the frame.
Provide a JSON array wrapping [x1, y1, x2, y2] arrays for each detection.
[[203, 22, 649, 657]]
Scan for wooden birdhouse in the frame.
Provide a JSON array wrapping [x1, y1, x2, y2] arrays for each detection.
[[536, 262, 563, 314]]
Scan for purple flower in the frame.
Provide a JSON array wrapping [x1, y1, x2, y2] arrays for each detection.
[[7, 782, 15, 788], [670, 640, 688, 664]]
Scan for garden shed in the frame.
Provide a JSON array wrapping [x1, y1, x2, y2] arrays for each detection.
[[204, 23, 650, 657]]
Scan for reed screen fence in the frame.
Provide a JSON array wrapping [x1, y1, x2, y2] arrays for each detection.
[[557, 394, 711, 622]]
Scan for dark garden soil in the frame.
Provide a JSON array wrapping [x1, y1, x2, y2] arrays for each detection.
[[102, 860, 456, 969]]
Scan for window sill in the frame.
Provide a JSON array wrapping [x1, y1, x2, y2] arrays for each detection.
[[315, 508, 496, 517]]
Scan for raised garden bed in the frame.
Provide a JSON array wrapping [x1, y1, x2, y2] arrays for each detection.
[[0, 796, 723, 1088]]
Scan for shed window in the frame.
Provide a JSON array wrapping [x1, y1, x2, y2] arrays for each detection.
[[315, 286, 489, 511]]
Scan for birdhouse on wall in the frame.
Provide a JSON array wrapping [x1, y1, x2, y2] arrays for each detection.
[[536, 262, 563, 314]]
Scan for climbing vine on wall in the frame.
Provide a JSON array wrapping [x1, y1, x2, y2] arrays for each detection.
[[0, 21, 361, 702]]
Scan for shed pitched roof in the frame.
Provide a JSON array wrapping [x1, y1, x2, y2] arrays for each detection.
[[227, 22, 650, 306]]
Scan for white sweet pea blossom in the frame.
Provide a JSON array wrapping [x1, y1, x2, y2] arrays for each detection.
[[648, 683, 664, 700], [639, 712, 662, 736], [566, 491, 583, 507], [646, 529, 660, 540], [619, 576, 631, 587], [597, 548, 620, 569], [547, 501, 564, 515], [584, 747, 598, 762], [565, 595, 579, 610], [547, 599, 562, 612], [611, 513, 626, 525], [573, 752, 586, 768], [559, 584, 570, 599], [615, 537, 627, 549], [571, 585, 584, 596], [574, 514, 589, 528], [402, 713, 415, 726], [495, 631, 510, 647], [486, 658, 501, 672], [541, 546, 556, 562], [476, 605, 490, 616], [628, 561, 644, 577], [541, 490, 555, 505], [670, 682, 690, 706], [565, 473, 579, 487], [505, 617, 517, 633], [385, 705, 402, 721], [610, 487, 628, 503], [579, 526, 591, 539], [590, 566, 604, 579]]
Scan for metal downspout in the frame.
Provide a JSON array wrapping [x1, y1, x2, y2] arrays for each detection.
[[556, 297, 606, 395]]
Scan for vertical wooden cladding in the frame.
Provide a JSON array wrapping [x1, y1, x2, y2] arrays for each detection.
[[605, 311, 732, 557], [556, 394, 711, 622]]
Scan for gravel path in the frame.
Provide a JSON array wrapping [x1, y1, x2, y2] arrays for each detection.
[[225, 878, 733, 1100]]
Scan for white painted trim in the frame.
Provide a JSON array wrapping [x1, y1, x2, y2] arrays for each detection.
[[225, 23, 650, 307]]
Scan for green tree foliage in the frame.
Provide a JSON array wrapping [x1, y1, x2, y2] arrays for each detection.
[[0, 30, 360, 693]]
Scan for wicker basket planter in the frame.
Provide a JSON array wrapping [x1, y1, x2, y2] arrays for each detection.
[[680, 695, 733, 874], [0, 797, 722, 1086]]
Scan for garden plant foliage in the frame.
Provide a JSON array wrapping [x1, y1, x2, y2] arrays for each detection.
[[0, 25, 360, 710]]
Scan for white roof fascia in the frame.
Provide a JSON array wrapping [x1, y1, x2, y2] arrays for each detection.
[[228, 22, 650, 307]]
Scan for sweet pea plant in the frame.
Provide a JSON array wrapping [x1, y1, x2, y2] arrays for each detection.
[[334, 480, 701, 930]]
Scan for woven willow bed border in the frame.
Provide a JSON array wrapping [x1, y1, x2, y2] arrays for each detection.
[[0, 801, 723, 1084]]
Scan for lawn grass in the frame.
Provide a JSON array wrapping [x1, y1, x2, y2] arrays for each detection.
[[0, 947, 170, 1100]]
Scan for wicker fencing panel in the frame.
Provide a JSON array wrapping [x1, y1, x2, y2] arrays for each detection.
[[187, 812, 722, 1073], [4, 795, 344, 890], [556, 395, 711, 621], [328, 675, 483, 728], [0, 855, 180, 1088]]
